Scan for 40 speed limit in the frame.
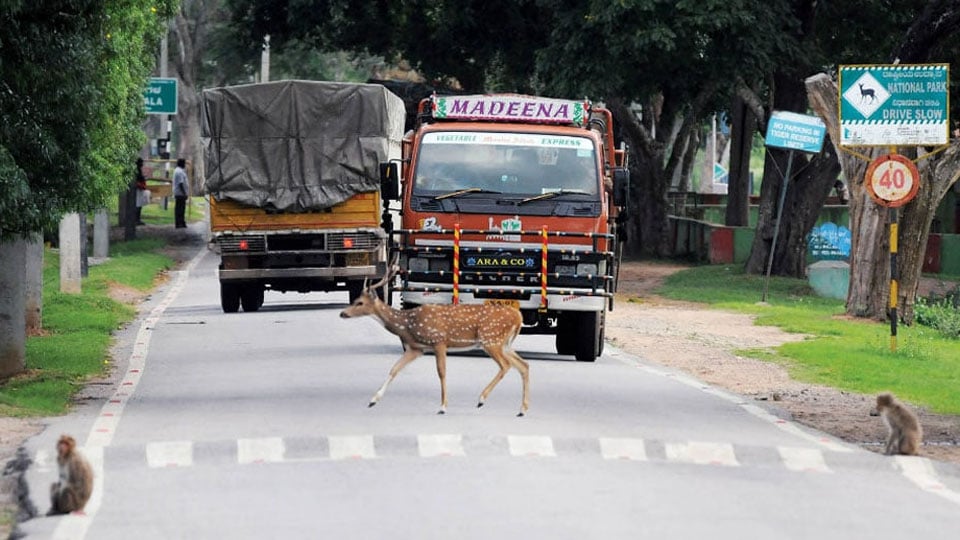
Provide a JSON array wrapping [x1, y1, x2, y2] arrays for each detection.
[[865, 154, 920, 208]]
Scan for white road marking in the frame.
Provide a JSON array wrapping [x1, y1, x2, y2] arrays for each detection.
[[600, 437, 648, 461], [418, 434, 465, 457], [238, 438, 285, 464], [896, 455, 960, 506], [778, 446, 831, 473], [52, 248, 206, 540], [508, 435, 555, 457], [665, 441, 738, 466], [146, 441, 194, 468], [329, 435, 376, 460]]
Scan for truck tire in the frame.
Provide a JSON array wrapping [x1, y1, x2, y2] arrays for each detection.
[[555, 313, 578, 355], [574, 311, 601, 363], [220, 282, 240, 313], [240, 285, 264, 312]]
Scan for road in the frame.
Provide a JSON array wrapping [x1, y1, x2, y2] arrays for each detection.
[[17, 242, 960, 539]]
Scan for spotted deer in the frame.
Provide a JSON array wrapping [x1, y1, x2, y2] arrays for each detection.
[[339, 268, 530, 416]]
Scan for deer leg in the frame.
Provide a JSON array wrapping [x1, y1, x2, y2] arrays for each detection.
[[434, 344, 448, 414], [477, 346, 511, 410], [370, 348, 422, 407], [504, 348, 530, 416]]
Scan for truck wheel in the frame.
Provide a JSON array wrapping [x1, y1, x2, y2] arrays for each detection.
[[555, 313, 577, 355], [240, 286, 264, 312], [574, 311, 600, 362], [220, 283, 240, 313]]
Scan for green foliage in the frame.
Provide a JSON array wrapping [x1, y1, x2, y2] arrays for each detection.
[[4, 239, 173, 415], [0, 1, 177, 240], [914, 295, 960, 339], [657, 264, 960, 414]]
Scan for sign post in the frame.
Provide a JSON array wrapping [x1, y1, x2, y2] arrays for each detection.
[[838, 63, 947, 352], [863, 153, 921, 352], [761, 111, 827, 302]]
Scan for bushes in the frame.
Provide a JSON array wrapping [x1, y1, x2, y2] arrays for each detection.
[[914, 291, 960, 339]]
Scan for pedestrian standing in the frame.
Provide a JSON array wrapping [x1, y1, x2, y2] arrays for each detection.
[[134, 158, 148, 225], [173, 158, 189, 228]]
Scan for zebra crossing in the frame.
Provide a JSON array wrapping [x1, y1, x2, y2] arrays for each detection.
[[33, 434, 908, 475]]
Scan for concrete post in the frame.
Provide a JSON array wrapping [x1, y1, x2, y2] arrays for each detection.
[[80, 212, 88, 277], [25, 234, 43, 333], [59, 213, 82, 294], [0, 237, 27, 377], [93, 208, 110, 258]]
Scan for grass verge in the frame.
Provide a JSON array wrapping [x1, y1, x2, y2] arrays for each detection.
[[658, 264, 960, 415], [0, 239, 173, 416]]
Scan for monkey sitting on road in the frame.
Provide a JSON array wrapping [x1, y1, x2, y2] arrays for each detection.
[[48, 435, 94, 515], [870, 393, 923, 456]]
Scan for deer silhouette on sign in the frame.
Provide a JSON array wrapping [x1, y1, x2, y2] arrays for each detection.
[[858, 83, 877, 103]]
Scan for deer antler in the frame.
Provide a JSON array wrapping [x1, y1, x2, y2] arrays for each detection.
[[366, 252, 399, 295]]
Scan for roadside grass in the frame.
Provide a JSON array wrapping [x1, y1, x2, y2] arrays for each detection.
[[658, 264, 960, 415], [0, 239, 173, 417]]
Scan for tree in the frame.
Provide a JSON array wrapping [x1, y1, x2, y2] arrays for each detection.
[[0, 1, 175, 376]]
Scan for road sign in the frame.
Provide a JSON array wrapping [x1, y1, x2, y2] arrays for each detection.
[[713, 163, 728, 184], [839, 64, 949, 146], [765, 111, 826, 153], [144, 78, 178, 115], [865, 154, 920, 208]]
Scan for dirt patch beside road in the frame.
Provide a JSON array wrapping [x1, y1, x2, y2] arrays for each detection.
[[607, 260, 960, 465]]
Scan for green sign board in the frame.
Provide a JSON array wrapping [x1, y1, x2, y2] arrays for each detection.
[[144, 77, 178, 115], [839, 64, 949, 146]]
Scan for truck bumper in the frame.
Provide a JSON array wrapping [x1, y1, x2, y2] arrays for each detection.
[[219, 265, 383, 281], [401, 284, 607, 312]]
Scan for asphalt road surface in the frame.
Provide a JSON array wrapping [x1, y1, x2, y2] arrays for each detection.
[[17, 242, 960, 539]]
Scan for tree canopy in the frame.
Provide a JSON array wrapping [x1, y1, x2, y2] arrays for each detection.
[[0, 1, 176, 240]]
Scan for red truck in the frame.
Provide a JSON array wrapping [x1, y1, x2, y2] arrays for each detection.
[[381, 93, 629, 361]]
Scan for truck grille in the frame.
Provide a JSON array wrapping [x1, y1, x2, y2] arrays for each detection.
[[328, 232, 381, 250], [219, 235, 266, 253]]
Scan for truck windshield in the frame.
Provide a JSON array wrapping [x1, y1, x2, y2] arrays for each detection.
[[413, 131, 600, 198]]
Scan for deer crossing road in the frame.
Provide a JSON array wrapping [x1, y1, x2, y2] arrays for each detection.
[[17, 246, 960, 540]]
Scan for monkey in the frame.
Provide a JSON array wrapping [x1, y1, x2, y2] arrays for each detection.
[[48, 435, 94, 515], [870, 393, 923, 456]]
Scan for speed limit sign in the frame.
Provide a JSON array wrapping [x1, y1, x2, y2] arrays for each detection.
[[865, 154, 920, 208]]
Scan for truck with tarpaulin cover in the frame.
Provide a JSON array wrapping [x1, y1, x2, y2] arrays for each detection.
[[379, 93, 629, 362], [202, 80, 404, 312]]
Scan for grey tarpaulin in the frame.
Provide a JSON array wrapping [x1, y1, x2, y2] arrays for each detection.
[[201, 80, 405, 212]]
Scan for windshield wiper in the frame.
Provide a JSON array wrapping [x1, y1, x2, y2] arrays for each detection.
[[434, 187, 503, 200], [519, 189, 592, 205]]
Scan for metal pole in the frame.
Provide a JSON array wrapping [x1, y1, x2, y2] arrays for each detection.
[[889, 207, 899, 352], [762, 150, 795, 302]]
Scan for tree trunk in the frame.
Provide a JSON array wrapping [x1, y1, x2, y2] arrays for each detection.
[[0, 238, 27, 378], [725, 95, 753, 226], [608, 99, 672, 257], [806, 72, 960, 321]]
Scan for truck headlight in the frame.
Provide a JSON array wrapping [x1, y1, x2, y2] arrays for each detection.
[[576, 263, 598, 276], [408, 257, 430, 272]]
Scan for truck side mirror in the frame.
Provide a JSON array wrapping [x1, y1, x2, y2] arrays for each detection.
[[380, 162, 400, 201], [612, 167, 629, 207]]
